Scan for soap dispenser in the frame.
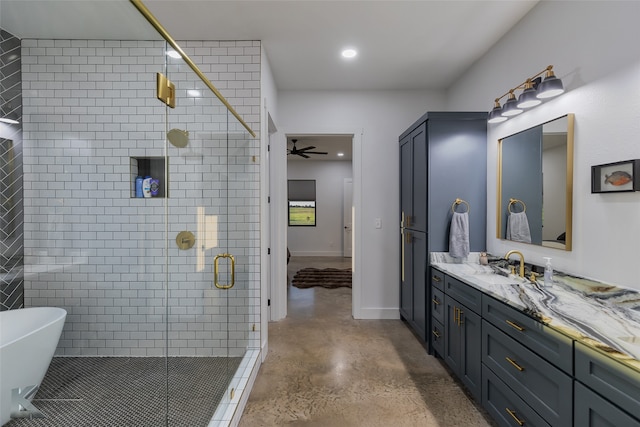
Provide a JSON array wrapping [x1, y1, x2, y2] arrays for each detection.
[[543, 257, 554, 287]]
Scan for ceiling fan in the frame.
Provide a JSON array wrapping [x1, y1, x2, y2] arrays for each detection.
[[287, 139, 328, 158]]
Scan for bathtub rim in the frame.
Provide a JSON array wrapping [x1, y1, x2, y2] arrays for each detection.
[[0, 306, 67, 350]]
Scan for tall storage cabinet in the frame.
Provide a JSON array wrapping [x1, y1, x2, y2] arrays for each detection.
[[399, 112, 487, 348]]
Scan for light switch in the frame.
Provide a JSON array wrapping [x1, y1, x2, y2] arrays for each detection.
[[375, 218, 382, 229]]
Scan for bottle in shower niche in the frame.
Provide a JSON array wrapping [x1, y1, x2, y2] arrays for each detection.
[[150, 178, 160, 197], [135, 176, 143, 198], [142, 176, 152, 198]]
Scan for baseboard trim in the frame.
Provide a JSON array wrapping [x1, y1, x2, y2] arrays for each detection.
[[354, 307, 400, 320], [290, 251, 344, 257]]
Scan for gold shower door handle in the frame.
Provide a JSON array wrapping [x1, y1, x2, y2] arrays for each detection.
[[214, 253, 235, 289]]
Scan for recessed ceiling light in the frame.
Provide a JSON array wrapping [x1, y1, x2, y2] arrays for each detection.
[[341, 49, 357, 59], [337, 152, 344, 157], [166, 50, 181, 59]]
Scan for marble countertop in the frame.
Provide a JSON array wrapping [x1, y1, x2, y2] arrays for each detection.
[[431, 252, 640, 371]]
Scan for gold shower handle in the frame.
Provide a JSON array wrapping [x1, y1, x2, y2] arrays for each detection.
[[214, 253, 235, 289]]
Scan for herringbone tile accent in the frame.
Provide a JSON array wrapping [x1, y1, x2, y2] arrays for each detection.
[[0, 29, 23, 311]]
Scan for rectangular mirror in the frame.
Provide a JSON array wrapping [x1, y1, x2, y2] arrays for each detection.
[[497, 114, 574, 250]]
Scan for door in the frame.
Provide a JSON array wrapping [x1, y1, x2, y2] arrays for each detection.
[[343, 178, 353, 257], [164, 43, 250, 425]]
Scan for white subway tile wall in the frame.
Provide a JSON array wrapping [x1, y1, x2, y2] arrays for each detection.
[[21, 39, 261, 356]]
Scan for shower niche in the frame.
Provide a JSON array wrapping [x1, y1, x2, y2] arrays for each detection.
[[130, 157, 167, 198]]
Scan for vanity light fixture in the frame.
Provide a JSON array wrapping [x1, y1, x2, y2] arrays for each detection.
[[488, 65, 565, 124]]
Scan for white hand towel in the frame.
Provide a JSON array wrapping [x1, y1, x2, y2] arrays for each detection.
[[506, 211, 532, 243], [449, 212, 470, 258]]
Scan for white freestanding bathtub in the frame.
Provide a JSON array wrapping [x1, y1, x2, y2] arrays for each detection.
[[0, 307, 66, 426]]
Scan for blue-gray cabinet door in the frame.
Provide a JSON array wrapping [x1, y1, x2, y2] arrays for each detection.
[[400, 135, 413, 231], [410, 230, 427, 340], [410, 123, 427, 233], [460, 304, 482, 401], [399, 228, 413, 321], [574, 381, 640, 427], [444, 294, 462, 374]]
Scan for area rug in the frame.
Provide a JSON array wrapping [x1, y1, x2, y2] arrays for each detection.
[[292, 268, 352, 289]]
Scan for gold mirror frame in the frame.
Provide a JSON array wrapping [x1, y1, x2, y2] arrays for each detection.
[[496, 114, 574, 251]]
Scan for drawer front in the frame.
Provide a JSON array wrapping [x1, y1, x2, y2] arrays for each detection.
[[575, 341, 640, 420], [431, 318, 444, 357], [444, 274, 482, 314], [574, 381, 640, 427], [431, 287, 445, 324], [483, 365, 551, 427], [482, 295, 573, 374], [483, 321, 572, 426], [431, 268, 445, 292]]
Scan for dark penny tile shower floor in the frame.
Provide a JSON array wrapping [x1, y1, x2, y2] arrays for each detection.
[[6, 356, 240, 427], [239, 256, 496, 427]]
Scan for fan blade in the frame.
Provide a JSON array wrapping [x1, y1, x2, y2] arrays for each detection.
[[298, 153, 310, 158], [303, 151, 328, 155], [297, 146, 316, 152]]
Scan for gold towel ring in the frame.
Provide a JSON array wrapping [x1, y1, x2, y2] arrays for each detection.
[[451, 198, 470, 213], [508, 198, 527, 213]]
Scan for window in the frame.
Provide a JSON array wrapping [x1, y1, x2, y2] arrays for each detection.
[[288, 180, 316, 226]]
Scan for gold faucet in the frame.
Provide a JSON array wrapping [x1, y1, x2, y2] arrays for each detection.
[[505, 250, 525, 278]]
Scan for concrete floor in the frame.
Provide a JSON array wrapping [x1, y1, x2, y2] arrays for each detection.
[[238, 256, 495, 426]]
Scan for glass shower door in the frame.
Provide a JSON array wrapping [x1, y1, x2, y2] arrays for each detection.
[[163, 45, 250, 426]]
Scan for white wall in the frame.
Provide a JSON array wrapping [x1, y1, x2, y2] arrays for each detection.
[[274, 90, 445, 319], [447, 1, 640, 289], [260, 47, 278, 351], [287, 160, 352, 256]]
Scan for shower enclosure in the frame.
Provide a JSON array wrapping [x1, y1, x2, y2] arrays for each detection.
[[0, 1, 261, 425]]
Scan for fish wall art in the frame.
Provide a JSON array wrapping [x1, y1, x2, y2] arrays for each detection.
[[591, 159, 639, 193]]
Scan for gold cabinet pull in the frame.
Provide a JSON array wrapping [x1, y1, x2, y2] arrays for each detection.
[[214, 253, 235, 289], [406, 215, 412, 227], [432, 297, 440, 305], [453, 307, 459, 324], [506, 320, 525, 332], [432, 275, 442, 283], [458, 309, 464, 326], [505, 408, 525, 426], [401, 230, 405, 282], [432, 329, 441, 338], [506, 357, 525, 372], [406, 231, 412, 244]]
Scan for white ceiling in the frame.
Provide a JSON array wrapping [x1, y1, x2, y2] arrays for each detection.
[[2, 0, 538, 91], [1, 0, 538, 158]]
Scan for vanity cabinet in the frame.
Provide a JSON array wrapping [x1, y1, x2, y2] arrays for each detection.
[[482, 321, 572, 426], [435, 274, 482, 401], [444, 294, 482, 401], [574, 341, 640, 425], [432, 266, 640, 427], [482, 296, 573, 374], [399, 112, 487, 348], [574, 381, 640, 427], [483, 364, 551, 427]]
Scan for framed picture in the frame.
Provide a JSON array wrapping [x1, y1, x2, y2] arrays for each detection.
[[591, 159, 640, 193]]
